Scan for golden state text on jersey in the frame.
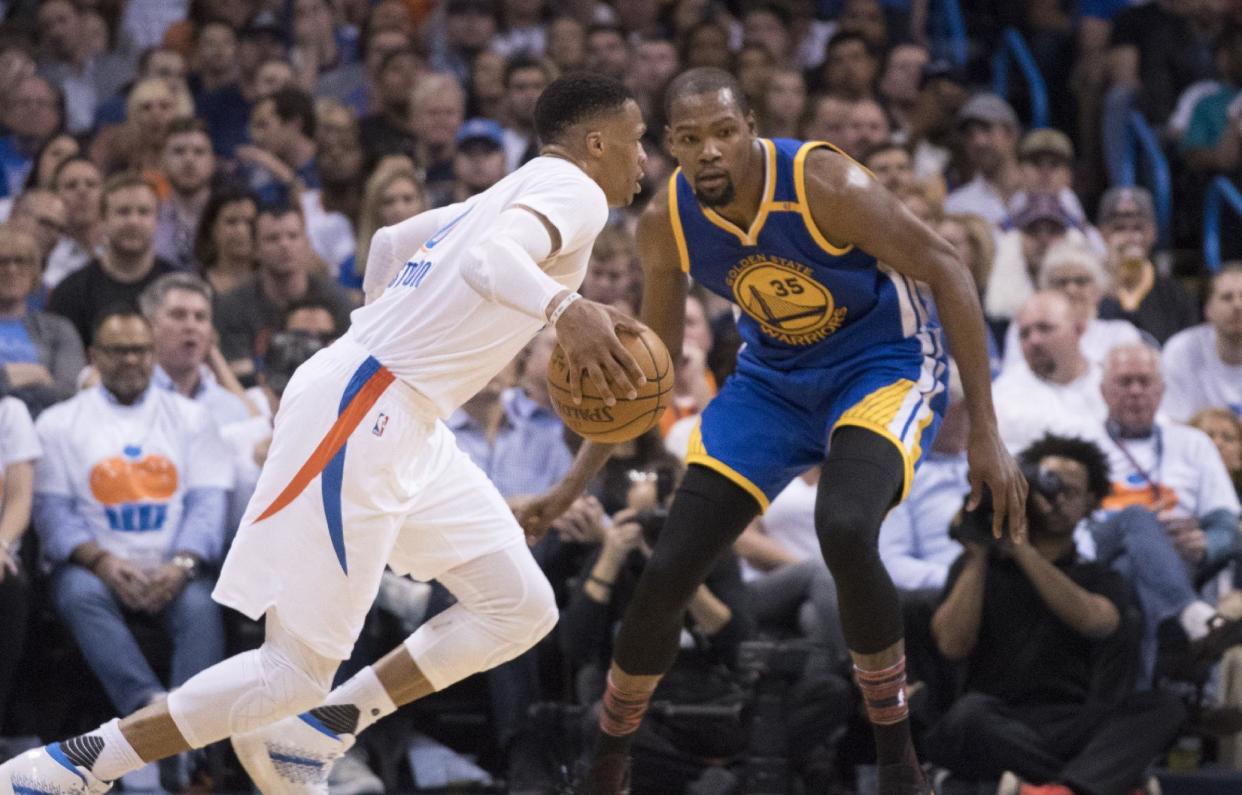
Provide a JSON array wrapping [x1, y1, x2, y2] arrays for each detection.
[[669, 138, 938, 369]]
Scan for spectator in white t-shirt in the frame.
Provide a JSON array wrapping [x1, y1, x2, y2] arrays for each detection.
[[1002, 240, 1143, 374], [1090, 343, 1242, 684], [0, 395, 40, 730], [993, 292, 1106, 452], [32, 308, 232, 721], [1096, 343, 1241, 567], [1162, 264, 1242, 422]]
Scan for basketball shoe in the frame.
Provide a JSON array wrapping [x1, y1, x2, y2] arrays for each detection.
[[0, 744, 112, 795], [231, 711, 354, 794]]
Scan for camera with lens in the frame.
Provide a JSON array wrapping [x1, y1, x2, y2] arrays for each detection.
[[634, 507, 669, 548], [949, 460, 1067, 546]]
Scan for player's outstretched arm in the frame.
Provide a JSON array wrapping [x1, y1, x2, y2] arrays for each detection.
[[802, 151, 1028, 541], [516, 188, 688, 541]]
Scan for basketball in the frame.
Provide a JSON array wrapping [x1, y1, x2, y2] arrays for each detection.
[[547, 326, 674, 443]]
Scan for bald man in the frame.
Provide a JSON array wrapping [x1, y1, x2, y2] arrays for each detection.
[[993, 292, 1107, 452]]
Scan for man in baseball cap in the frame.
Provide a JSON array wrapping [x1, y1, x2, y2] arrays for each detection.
[[431, 118, 508, 207], [945, 93, 1022, 228]]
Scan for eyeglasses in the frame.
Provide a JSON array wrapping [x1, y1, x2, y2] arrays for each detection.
[[94, 344, 154, 359], [0, 255, 35, 270]]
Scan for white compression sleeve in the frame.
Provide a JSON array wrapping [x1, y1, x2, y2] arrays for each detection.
[[460, 206, 567, 322], [362, 203, 465, 304]]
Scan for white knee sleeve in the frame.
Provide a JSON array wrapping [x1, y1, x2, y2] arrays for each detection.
[[167, 611, 339, 748], [403, 544, 558, 691]]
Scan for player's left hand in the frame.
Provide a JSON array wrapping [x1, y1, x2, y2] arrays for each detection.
[[514, 484, 579, 543], [965, 429, 1028, 544]]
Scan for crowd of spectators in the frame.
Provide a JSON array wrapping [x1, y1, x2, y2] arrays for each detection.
[[0, 0, 1241, 793]]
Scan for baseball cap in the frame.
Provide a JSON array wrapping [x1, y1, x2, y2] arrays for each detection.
[[920, 59, 966, 90], [456, 118, 505, 150], [1013, 193, 1073, 231], [1098, 186, 1156, 224], [1019, 129, 1073, 162], [957, 93, 1019, 130]]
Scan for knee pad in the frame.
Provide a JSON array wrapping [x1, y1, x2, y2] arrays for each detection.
[[167, 616, 337, 748], [403, 545, 558, 691], [467, 549, 558, 651]]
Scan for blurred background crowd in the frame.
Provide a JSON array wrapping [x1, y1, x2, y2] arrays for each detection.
[[0, 0, 1241, 793]]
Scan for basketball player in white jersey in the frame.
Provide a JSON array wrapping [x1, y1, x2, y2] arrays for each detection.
[[0, 73, 648, 795]]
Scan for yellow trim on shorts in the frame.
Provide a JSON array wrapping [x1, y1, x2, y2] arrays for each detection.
[[700, 138, 779, 246], [793, 141, 867, 257], [667, 169, 691, 273], [685, 419, 771, 512], [831, 378, 922, 501], [831, 418, 915, 502]]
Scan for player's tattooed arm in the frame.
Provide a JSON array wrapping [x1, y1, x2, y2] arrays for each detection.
[[802, 150, 1029, 542]]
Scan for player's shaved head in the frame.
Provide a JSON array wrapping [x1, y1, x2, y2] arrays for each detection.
[[664, 67, 749, 120], [534, 72, 635, 146]]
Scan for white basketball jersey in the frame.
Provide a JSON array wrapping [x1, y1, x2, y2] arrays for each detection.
[[349, 157, 609, 417]]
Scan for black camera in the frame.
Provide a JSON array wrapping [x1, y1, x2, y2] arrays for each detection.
[[635, 507, 668, 548], [949, 461, 1067, 546]]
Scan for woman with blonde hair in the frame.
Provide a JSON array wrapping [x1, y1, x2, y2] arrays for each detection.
[[937, 213, 994, 294], [340, 157, 427, 290], [1189, 408, 1242, 499], [1000, 239, 1144, 373]]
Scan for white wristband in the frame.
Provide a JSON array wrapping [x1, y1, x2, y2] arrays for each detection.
[[548, 292, 582, 326]]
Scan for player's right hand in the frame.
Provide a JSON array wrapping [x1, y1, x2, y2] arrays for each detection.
[[553, 299, 647, 406]]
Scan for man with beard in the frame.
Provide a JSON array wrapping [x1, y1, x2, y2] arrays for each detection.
[[154, 120, 216, 272], [521, 68, 1026, 795], [47, 173, 175, 346]]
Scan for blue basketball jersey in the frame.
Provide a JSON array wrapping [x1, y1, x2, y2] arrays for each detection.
[[669, 138, 938, 370]]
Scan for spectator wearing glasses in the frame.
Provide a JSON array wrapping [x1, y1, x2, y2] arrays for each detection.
[[32, 307, 231, 752], [0, 75, 65, 200], [8, 188, 67, 267], [0, 224, 85, 415]]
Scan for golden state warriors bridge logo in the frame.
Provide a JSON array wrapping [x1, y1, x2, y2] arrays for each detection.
[[725, 255, 847, 345]]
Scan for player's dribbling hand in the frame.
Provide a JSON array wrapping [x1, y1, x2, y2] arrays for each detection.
[[965, 429, 1028, 544], [553, 299, 647, 406]]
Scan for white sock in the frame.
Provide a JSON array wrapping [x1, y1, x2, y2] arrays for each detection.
[[310, 667, 397, 736], [61, 718, 145, 782], [1180, 600, 1217, 641]]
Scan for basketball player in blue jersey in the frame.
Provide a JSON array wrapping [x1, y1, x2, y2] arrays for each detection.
[[520, 68, 1028, 794]]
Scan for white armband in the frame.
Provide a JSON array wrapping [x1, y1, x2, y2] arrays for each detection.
[[461, 206, 567, 322]]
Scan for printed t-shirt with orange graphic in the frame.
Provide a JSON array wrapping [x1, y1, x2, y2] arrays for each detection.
[[34, 386, 233, 566]]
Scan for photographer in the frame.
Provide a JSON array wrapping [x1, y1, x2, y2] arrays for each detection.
[[926, 434, 1184, 794]]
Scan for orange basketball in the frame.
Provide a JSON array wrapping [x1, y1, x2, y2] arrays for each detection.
[[547, 326, 674, 443]]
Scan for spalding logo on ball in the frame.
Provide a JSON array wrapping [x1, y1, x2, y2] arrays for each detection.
[[547, 326, 674, 443]]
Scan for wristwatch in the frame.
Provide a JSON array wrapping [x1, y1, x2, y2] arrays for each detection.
[[170, 553, 200, 580]]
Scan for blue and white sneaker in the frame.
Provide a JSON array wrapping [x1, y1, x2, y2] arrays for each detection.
[[0, 744, 111, 795], [231, 712, 354, 795]]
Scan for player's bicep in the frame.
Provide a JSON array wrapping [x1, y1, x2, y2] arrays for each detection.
[[510, 204, 562, 258], [636, 200, 689, 360], [805, 155, 962, 285]]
